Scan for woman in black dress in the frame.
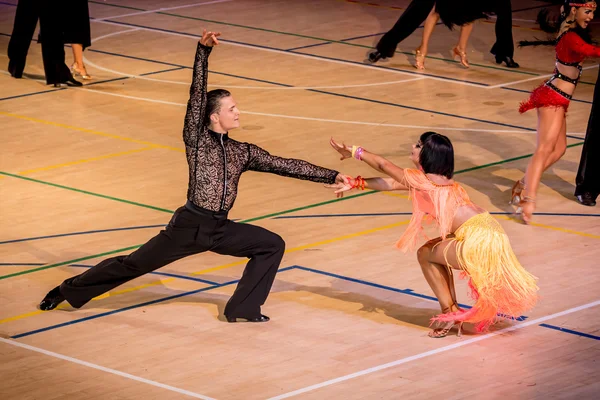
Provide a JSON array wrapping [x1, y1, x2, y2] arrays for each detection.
[[65, 1, 92, 80]]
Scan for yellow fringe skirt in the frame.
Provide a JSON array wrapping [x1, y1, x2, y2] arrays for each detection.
[[434, 212, 539, 332]]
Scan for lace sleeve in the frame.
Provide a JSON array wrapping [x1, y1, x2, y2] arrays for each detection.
[[183, 43, 212, 147], [246, 144, 339, 184], [566, 32, 600, 58]]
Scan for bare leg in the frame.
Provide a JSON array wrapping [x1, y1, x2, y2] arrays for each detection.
[[457, 23, 473, 51], [419, 237, 467, 337], [513, 116, 567, 205], [70, 43, 91, 78], [521, 107, 566, 222], [415, 7, 438, 69], [453, 23, 473, 68], [417, 239, 456, 312]]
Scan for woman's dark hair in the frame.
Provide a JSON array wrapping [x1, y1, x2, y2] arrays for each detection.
[[519, 1, 595, 47], [205, 89, 231, 124], [419, 132, 454, 179], [419, 131, 437, 143]]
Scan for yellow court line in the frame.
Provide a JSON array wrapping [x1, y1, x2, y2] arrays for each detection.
[[0, 111, 184, 153], [17, 147, 157, 175], [495, 215, 600, 240], [0, 280, 169, 324], [0, 220, 410, 325], [2, 214, 599, 326], [380, 191, 409, 199]]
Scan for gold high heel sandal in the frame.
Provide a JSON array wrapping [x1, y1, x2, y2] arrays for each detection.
[[510, 179, 526, 205], [415, 48, 425, 70], [451, 46, 469, 68], [429, 268, 463, 338], [429, 319, 464, 338], [71, 63, 92, 80]]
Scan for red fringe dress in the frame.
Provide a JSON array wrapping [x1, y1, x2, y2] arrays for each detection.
[[519, 31, 600, 113]]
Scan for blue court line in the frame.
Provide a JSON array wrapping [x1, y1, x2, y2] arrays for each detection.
[[3, 210, 597, 246], [0, 225, 166, 245], [1, 31, 548, 135], [539, 323, 600, 341], [1, 30, 590, 134], [274, 212, 600, 219], [10, 266, 297, 339], [293, 266, 529, 322], [10, 265, 469, 338], [0, 263, 219, 285], [92, 20, 491, 88], [12, 264, 597, 341]]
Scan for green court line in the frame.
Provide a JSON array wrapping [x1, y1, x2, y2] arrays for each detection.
[[457, 142, 584, 174], [89, 0, 549, 77], [2, 142, 583, 280], [0, 172, 174, 214], [0, 246, 141, 280]]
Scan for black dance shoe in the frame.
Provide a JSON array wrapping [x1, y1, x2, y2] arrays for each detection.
[[495, 55, 519, 68], [8, 59, 24, 78], [52, 77, 83, 87], [576, 192, 597, 207], [367, 50, 386, 63], [39, 286, 65, 311], [226, 314, 270, 323]]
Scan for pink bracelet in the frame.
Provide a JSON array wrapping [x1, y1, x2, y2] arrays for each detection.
[[355, 147, 364, 160]]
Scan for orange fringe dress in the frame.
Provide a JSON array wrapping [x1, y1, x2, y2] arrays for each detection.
[[397, 169, 539, 332]]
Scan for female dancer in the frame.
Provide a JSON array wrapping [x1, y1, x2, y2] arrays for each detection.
[[65, 0, 92, 80], [513, 1, 599, 223], [368, 0, 490, 69], [328, 133, 539, 337]]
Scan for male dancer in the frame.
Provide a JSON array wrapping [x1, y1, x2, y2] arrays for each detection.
[[40, 30, 344, 322]]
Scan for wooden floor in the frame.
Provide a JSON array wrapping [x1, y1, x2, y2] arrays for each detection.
[[1, 0, 599, 399]]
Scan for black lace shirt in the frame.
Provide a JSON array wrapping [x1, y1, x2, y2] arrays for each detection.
[[183, 43, 339, 212]]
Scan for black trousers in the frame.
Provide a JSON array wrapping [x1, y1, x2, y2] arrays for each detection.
[[375, 0, 435, 57], [7, 0, 73, 84], [575, 68, 600, 199], [60, 203, 285, 318], [490, 0, 515, 58], [7, 0, 38, 77]]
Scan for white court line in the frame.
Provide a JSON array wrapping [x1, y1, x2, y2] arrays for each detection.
[[87, 30, 429, 90], [90, 20, 486, 89], [266, 300, 600, 399], [488, 64, 600, 89], [0, 337, 216, 400], [93, 0, 232, 21], [79, 87, 585, 137], [83, 55, 426, 89]]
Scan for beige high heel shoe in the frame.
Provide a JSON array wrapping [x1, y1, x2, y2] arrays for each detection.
[[509, 178, 526, 205], [415, 48, 425, 70], [429, 319, 464, 338], [452, 46, 469, 68], [71, 63, 92, 80], [429, 301, 464, 338]]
